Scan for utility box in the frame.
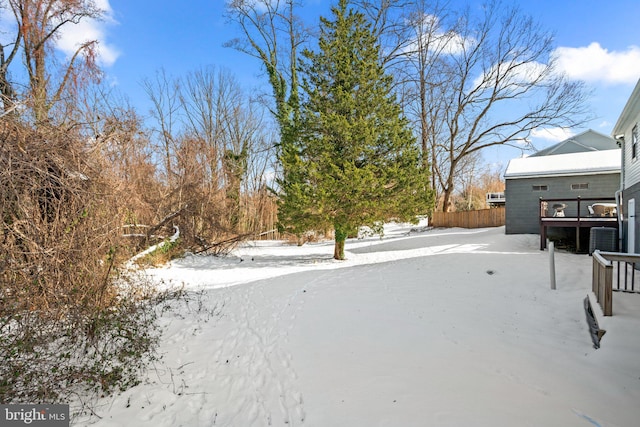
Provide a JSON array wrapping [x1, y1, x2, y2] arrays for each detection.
[[589, 227, 618, 254]]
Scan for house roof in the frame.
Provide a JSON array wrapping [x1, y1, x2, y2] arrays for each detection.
[[529, 129, 618, 157], [613, 78, 640, 136], [504, 149, 621, 179]]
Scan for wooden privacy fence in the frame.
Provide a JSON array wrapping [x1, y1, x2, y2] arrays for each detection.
[[431, 207, 505, 228]]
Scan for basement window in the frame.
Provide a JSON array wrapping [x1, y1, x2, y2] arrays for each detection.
[[532, 185, 548, 191], [571, 183, 589, 190]]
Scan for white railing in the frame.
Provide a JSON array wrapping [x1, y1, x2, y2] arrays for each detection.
[[486, 192, 505, 205]]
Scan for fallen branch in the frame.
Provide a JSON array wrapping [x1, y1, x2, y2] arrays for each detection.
[[146, 208, 186, 240], [126, 226, 180, 268], [193, 232, 254, 255]]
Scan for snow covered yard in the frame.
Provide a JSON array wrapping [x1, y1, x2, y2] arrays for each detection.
[[78, 225, 640, 427]]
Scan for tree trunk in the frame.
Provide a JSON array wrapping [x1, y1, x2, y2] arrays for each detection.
[[441, 156, 457, 212], [419, 74, 429, 169], [442, 185, 453, 212], [333, 223, 348, 260], [333, 238, 345, 260]]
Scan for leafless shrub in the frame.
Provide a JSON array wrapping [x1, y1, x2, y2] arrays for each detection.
[[0, 119, 164, 403]]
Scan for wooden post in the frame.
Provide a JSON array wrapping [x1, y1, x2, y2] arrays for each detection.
[[549, 239, 556, 290], [592, 253, 598, 295], [592, 251, 613, 316], [576, 197, 581, 251], [539, 198, 547, 250], [603, 264, 613, 316]]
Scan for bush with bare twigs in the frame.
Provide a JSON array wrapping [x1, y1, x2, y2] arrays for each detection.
[[0, 120, 164, 404]]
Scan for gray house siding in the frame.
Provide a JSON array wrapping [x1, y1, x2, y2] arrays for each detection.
[[622, 122, 640, 188], [505, 173, 620, 234], [613, 78, 640, 254]]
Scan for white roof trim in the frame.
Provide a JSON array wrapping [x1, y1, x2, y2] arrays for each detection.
[[504, 149, 621, 179], [613, 78, 640, 135]]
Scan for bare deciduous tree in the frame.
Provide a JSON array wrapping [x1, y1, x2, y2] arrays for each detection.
[[394, 0, 453, 189], [141, 65, 278, 249], [225, 0, 305, 130], [177, 66, 276, 235], [0, 1, 22, 113], [400, 0, 590, 211], [81, 85, 164, 245], [5, 0, 104, 124], [453, 152, 504, 211], [225, 1, 307, 238], [351, 0, 413, 68], [142, 69, 181, 182]]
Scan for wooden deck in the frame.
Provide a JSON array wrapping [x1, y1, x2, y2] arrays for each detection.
[[539, 197, 619, 251]]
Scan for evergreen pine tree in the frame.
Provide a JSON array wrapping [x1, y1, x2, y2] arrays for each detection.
[[283, 0, 433, 259]]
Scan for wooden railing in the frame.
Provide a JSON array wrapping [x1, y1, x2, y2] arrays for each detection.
[[431, 207, 505, 229], [539, 196, 617, 219], [592, 250, 640, 316], [538, 196, 619, 251]]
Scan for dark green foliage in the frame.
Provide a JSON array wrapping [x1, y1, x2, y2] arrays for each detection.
[[279, 0, 434, 258], [275, 136, 319, 237]]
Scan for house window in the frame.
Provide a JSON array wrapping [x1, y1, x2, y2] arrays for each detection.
[[532, 185, 548, 191], [571, 183, 589, 190], [633, 124, 638, 160]]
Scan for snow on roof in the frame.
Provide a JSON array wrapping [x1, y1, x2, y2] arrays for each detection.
[[530, 129, 617, 157], [504, 149, 620, 179]]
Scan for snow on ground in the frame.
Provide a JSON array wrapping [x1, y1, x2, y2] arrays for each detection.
[[76, 224, 640, 427]]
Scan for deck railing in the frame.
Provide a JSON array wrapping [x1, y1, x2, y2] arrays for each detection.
[[486, 192, 505, 206], [539, 196, 619, 250], [592, 250, 640, 316], [539, 196, 617, 219]]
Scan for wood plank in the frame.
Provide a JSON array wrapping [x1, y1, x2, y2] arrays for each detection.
[[604, 265, 613, 316], [431, 207, 505, 228]]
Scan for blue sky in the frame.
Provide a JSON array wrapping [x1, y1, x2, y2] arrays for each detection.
[[6, 0, 640, 166]]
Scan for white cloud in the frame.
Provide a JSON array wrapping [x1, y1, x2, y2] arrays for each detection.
[[403, 14, 475, 57], [552, 42, 640, 85], [94, 0, 113, 12], [531, 127, 574, 142], [56, 0, 120, 67], [440, 30, 473, 56]]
